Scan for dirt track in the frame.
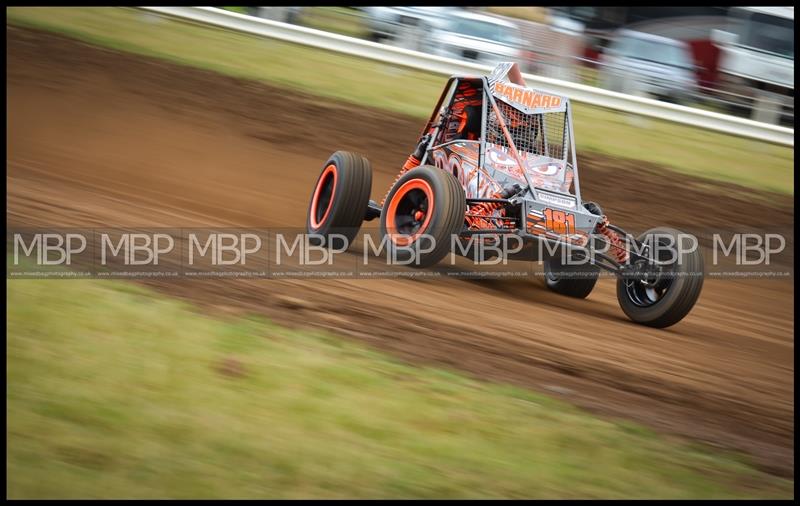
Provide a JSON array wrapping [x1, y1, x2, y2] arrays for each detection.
[[7, 27, 795, 477]]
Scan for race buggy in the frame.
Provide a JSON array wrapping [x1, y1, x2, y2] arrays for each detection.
[[306, 62, 704, 328]]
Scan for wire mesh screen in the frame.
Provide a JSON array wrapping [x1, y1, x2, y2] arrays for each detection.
[[487, 100, 569, 161]]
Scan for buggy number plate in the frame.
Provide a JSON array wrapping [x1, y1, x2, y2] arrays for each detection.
[[543, 208, 576, 235]]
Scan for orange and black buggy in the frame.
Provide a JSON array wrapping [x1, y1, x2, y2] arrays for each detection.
[[306, 62, 703, 328]]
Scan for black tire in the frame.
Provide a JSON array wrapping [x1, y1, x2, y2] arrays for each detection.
[[306, 151, 372, 250], [616, 227, 704, 328], [379, 165, 465, 268], [543, 252, 599, 299]]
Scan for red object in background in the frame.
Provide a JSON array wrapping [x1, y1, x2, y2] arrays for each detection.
[[584, 47, 601, 68], [582, 37, 720, 87], [687, 39, 720, 88]]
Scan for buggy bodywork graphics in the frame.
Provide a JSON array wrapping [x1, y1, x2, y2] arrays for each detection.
[[408, 64, 604, 259], [307, 63, 704, 328]]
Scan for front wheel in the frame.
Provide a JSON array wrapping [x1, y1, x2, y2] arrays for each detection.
[[379, 165, 465, 268], [616, 227, 704, 328], [307, 151, 372, 250]]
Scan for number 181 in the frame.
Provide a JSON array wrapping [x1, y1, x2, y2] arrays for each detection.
[[543, 208, 575, 235]]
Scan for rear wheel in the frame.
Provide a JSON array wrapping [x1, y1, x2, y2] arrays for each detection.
[[307, 151, 372, 250], [379, 165, 465, 268], [616, 227, 704, 328], [543, 252, 600, 299]]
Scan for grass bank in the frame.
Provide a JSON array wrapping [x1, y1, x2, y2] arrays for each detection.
[[7, 277, 793, 498]]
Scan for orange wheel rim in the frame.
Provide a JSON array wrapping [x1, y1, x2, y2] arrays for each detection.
[[310, 164, 337, 230], [385, 178, 434, 247]]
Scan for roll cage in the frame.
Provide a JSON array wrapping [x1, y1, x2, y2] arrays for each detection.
[[416, 71, 584, 206]]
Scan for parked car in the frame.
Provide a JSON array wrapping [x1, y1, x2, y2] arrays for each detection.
[[245, 7, 304, 25], [599, 29, 698, 104], [712, 6, 794, 125], [362, 7, 457, 43], [430, 11, 524, 66]]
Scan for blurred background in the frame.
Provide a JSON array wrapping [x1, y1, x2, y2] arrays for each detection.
[[240, 5, 794, 127]]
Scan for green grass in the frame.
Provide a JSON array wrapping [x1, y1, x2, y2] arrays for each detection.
[[5, 7, 793, 194], [297, 7, 369, 39], [7, 276, 794, 498]]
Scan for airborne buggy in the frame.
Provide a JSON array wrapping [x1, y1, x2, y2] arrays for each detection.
[[306, 63, 703, 328]]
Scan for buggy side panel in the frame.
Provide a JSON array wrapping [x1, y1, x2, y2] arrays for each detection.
[[430, 142, 501, 199], [483, 145, 573, 195]]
